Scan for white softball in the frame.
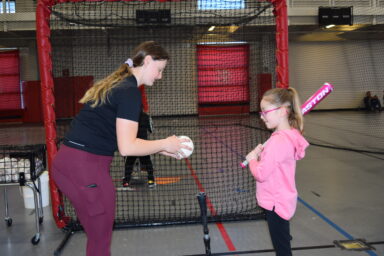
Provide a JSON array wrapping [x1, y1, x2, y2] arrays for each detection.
[[17, 159, 25, 167], [5, 174, 12, 182], [5, 168, 12, 175], [12, 174, 19, 182], [11, 158, 18, 167], [178, 136, 194, 159], [18, 167, 28, 174]]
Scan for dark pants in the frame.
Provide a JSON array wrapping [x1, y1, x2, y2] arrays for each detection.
[[124, 155, 154, 181], [124, 125, 154, 182], [52, 145, 114, 256], [265, 209, 292, 256]]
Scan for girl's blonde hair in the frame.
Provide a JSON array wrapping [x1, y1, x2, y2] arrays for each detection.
[[263, 87, 304, 133], [80, 41, 169, 107]]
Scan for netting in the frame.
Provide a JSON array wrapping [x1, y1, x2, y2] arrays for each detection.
[[0, 144, 46, 184], [44, 0, 279, 227], [288, 4, 384, 155]]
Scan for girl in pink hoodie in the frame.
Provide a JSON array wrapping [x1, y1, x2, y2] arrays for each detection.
[[246, 87, 309, 256]]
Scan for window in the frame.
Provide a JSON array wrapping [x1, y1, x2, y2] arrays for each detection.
[[0, 1, 16, 14], [198, 0, 245, 10]]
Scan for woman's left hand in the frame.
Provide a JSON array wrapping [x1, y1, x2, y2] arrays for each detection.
[[159, 151, 182, 159]]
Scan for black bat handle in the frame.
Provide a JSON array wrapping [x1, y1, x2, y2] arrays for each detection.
[[197, 192, 211, 255]]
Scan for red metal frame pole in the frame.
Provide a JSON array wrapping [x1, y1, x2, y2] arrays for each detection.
[[36, 0, 66, 228], [270, 0, 289, 88], [36, 0, 289, 229]]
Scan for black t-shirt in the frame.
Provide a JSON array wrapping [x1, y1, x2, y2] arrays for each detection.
[[64, 75, 142, 156]]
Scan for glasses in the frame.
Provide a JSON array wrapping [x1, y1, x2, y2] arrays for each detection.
[[259, 106, 281, 117]]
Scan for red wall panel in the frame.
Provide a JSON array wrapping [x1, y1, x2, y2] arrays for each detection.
[[0, 50, 21, 110], [22, 76, 93, 123], [197, 44, 250, 115], [73, 76, 93, 115], [257, 73, 272, 109], [22, 81, 43, 123], [54, 77, 74, 119]]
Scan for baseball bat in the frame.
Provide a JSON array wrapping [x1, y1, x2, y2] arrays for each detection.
[[197, 192, 211, 256], [240, 82, 334, 168]]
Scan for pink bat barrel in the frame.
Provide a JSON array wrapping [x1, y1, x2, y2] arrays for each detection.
[[301, 82, 334, 115], [240, 82, 334, 168]]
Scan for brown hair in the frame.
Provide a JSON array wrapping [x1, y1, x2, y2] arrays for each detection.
[[80, 41, 169, 107], [262, 87, 304, 133]]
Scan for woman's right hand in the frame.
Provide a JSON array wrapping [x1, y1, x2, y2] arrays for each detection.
[[163, 135, 192, 158]]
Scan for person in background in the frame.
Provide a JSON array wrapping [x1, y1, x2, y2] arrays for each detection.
[[363, 91, 373, 111], [123, 86, 156, 189], [371, 95, 382, 112]]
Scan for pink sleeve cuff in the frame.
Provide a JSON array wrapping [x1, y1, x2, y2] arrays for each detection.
[[249, 159, 259, 179]]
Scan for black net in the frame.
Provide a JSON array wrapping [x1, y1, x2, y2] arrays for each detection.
[[0, 144, 46, 184], [49, 0, 277, 226], [288, 5, 384, 155]]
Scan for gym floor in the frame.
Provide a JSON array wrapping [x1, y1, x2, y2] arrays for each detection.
[[1, 111, 383, 256]]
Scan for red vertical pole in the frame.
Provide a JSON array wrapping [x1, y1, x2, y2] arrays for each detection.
[[36, 0, 66, 228], [270, 0, 289, 88]]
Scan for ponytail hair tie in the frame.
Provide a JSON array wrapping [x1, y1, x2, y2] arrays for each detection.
[[125, 58, 133, 68]]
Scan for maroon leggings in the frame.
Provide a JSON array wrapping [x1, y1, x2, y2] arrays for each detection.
[[52, 145, 114, 256]]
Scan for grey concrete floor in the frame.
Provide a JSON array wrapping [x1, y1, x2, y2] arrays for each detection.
[[1, 111, 383, 256]]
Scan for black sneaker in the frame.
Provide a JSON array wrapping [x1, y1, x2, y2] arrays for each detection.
[[148, 179, 156, 189], [122, 179, 135, 191]]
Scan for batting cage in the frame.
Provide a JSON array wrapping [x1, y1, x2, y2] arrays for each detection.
[[36, 0, 288, 230]]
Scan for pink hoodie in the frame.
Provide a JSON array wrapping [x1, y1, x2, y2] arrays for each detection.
[[249, 128, 309, 220]]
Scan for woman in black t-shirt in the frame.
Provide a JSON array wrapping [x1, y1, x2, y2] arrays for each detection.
[[52, 41, 190, 256]]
